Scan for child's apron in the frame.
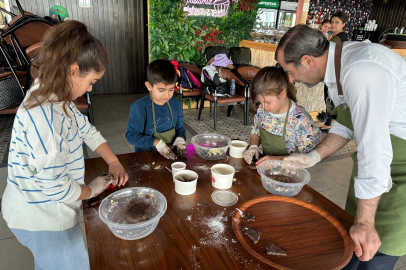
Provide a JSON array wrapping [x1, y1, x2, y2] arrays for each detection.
[[151, 98, 176, 146], [259, 100, 291, 156], [329, 42, 406, 256]]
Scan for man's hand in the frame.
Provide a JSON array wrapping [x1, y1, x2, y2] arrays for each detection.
[[243, 145, 260, 164], [283, 150, 321, 168], [156, 140, 177, 160], [108, 160, 129, 187], [256, 155, 284, 165], [88, 175, 114, 199], [172, 137, 186, 159], [350, 196, 382, 261], [350, 223, 381, 261]]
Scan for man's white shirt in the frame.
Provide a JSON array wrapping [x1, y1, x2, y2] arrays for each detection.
[[324, 41, 406, 199]]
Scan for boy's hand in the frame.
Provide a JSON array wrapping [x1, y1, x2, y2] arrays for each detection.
[[88, 175, 114, 199], [172, 137, 186, 159], [156, 140, 177, 160]]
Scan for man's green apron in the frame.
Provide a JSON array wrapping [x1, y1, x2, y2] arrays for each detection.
[[328, 42, 406, 256], [151, 96, 176, 146], [260, 100, 291, 156]]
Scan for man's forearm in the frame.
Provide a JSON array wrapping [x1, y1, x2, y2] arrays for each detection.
[[355, 196, 381, 226], [315, 133, 350, 160]]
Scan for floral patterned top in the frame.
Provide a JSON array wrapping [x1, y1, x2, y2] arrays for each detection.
[[250, 100, 321, 154]]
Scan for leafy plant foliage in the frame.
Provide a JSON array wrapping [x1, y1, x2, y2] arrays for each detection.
[[149, 0, 259, 66]]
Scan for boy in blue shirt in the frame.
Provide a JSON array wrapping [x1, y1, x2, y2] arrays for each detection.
[[126, 59, 186, 160]]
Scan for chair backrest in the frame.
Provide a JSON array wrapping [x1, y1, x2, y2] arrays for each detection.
[[73, 95, 89, 111], [229, 47, 251, 66], [26, 42, 42, 61], [237, 66, 260, 82], [179, 62, 202, 78], [204, 46, 228, 64], [215, 67, 246, 87], [2, 20, 52, 47]]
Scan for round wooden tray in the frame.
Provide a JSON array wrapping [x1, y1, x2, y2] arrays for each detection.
[[232, 196, 354, 270]]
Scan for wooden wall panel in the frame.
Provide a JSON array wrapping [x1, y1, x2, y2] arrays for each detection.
[[370, 0, 406, 33], [10, 0, 147, 95]]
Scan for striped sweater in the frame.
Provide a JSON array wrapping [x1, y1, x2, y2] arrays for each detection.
[[2, 84, 106, 231]]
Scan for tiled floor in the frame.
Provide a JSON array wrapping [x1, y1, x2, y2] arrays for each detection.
[[0, 94, 405, 269]]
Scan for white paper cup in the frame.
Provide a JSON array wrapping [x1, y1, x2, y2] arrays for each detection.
[[211, 164, 235, 190], [171, 162, 186, 179], [229, 140, 248, 158], [173, 170, 198, 195]]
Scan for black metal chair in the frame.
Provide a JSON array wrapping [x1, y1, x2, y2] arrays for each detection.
[[0, 38, 26, 114], [0, 1, 53, 69], [229, 47, 251, 67], [198, 67, 249, 130], [0, 39, 95, 124], [204, 46, 229, 64], [235, 65, 261, 86]]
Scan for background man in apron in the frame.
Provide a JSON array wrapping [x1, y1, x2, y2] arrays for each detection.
[[275, 24, 406, 270]]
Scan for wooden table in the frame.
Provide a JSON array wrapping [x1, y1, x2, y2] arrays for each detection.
[[83, 146, 354, 270]]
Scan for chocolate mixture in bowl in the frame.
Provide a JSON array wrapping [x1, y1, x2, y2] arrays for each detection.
[[269, 175, 299, 183], [124, 200, 153, 224]]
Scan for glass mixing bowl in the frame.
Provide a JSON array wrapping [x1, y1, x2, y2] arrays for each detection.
[[256, 160, 310, 196], [99, 187, 167, 240], [191, 133, 231, 160]]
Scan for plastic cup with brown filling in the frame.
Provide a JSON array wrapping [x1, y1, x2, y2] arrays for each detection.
[[173, 170, 198, 195]]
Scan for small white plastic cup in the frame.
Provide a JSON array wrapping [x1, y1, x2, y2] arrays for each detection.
[[211, 164, 235, 190], [229, 140, 248, 158], [173, 170, 198, 195], [171, 162, 186, 179]]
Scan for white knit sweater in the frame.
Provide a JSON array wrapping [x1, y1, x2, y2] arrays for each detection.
[[2, 84, 106, 231]]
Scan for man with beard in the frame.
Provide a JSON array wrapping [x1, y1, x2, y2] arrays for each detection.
[[275, 24, 406, 270]]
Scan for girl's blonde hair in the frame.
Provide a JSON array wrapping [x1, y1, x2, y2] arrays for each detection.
[[25, 20, 109, 115], [250, 65, 297, 111]]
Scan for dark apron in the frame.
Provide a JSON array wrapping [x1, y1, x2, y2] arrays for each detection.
[[259, 100, 291, 156], [151, 97, 176, 146], [331, 43, 406, 256]]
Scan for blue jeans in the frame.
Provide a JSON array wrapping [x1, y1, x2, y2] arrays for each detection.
[[342, 251, 399, 270], [11, 223, 90, 270]]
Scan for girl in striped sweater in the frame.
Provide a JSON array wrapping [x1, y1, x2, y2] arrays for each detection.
[[1, 21, 128, 270]]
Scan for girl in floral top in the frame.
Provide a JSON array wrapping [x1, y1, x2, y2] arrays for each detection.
[[243, 65, 321, 165]]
